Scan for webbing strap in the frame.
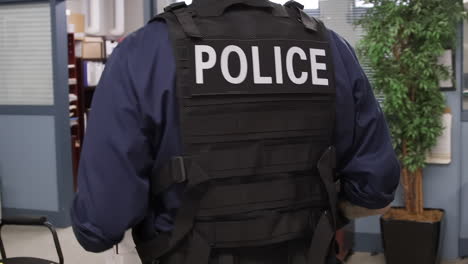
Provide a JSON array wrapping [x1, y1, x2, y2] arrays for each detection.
[[317, 147, 337, 229], [284, 0, 319, 32], [174, 208, 317, 264], [150, 140, 327, 197], [135, 232, 170, 264], [197, 209, 314, 248], [183, 230, 212, 264], [200, 177, 319, 209], [308, 212, 335, 264], [173, 8, 202, 38], [169, 162, 211, 247], [198, 176, 324, 217], [137, 162, 211, 263], [300, 11, 319, 32], [308, 147, 338, 264], [184, 106, 330, 137], [151, 156, 187, 195], [164, 2, 186, 12], [143, 148, 337, 263]]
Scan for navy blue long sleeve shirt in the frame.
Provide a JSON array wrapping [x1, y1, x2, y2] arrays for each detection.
[[71, 21, 400, 253]]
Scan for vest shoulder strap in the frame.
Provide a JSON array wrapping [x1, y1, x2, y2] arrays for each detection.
[[149, 0, 324, 39], [284, 0, 322, 32], [149, 4, 202, 39]]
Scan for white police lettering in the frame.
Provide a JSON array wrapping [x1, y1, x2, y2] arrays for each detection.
[[221, 45, 248, 84], [252, 46, 273, 84], [195, 45, 216, 84], [286, 47, 308, 85], [274, 46, 284, 84], [310, 49, 329, 86], [194, 45, 329, 86]]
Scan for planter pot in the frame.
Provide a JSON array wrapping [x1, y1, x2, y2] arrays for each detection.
[[380, 208, 445, 264]]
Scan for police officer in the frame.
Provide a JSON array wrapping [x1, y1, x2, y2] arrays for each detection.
[[71, 1, 400, 263]]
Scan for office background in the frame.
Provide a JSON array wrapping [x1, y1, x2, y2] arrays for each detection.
[[0, 0, 466, 260]]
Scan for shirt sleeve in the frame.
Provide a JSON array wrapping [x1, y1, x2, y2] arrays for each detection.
[[330, 31, 401, 210], [70, 35, 154, 252]]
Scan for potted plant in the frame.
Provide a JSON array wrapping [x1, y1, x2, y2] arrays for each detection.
[[356, 0, 466, 263]]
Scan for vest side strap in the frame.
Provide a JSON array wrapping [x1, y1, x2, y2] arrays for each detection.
[[308, 211, 334, 264]]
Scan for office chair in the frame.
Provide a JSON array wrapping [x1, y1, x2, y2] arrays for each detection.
[[0, 216, 64, 264]]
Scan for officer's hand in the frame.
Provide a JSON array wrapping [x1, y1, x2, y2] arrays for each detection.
[[338, 200, 391, 220]]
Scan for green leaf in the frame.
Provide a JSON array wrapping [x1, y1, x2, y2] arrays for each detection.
[[356, 0, 465, 174]]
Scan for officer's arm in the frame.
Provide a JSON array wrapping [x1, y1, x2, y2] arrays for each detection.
[[330, 31, 400, 219], [70, 40, 153, 252], [338, 200, 391, 219]]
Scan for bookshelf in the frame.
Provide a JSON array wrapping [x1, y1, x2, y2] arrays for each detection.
[[67, 34, 109, 190], [68, 33, 84, 190]]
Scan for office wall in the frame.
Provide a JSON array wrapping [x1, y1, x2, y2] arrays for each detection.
[[155, 0, 168, 14], [0, 116, 59, 212], [66, 0, 83, 14], [124, 0, 144, 35]]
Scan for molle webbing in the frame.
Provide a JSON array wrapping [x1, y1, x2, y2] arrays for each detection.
[[137, 1, 338, 264]]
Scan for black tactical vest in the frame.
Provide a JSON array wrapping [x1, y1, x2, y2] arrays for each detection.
[[136, 1, 339, 263]]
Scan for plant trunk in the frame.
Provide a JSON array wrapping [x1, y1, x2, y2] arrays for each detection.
[[403, 168, 424, 215], [401, 140, 424, 215]]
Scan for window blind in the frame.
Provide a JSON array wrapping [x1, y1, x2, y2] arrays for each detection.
[[0, 3, 54, 105], [313, 0, 378, 99]]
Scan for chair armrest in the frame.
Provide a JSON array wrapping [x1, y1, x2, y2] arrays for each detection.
[[1, 216, 47, 226], [0, 217, 64, 264]]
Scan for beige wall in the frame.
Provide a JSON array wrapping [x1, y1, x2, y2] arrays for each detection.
[[66, 0, 145, 37], [124, 0, 145, 35]]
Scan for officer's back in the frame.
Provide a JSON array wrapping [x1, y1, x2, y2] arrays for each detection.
[[71, 1, 400, 264]]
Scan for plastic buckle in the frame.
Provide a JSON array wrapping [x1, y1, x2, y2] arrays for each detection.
[[284, 0, 304, 10], [171, 156, 187, 183], [164, 2, 187, 12]]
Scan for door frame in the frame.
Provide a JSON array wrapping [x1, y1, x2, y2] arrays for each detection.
[[0, 0, 73, 227]]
